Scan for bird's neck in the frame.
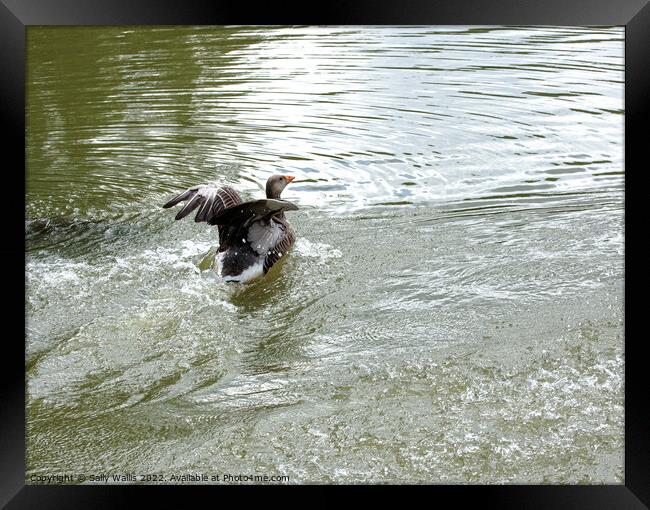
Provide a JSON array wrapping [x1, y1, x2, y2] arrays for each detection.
[[265, 188, 285, 218]]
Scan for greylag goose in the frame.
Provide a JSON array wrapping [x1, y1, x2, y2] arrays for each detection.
[[163, 175, 298, 282]]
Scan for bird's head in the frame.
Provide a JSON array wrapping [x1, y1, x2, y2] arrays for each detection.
[[266, 174, 295, 199]]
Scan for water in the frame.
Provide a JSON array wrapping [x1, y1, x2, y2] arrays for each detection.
[[26, 26, 624, 484]]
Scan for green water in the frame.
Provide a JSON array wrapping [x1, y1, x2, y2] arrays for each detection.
[[26, 26, 624, 484]]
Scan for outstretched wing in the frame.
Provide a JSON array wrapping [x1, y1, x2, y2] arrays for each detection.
[[162, 184, 243, 223], [207, 199, 298, 227]]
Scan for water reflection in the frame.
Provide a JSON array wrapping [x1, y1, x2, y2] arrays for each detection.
[[28, 26, 623, 222]]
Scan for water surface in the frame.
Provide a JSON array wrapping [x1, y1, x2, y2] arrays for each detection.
[[26, 26, 624, 484]]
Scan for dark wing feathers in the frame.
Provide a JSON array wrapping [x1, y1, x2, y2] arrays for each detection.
[[207, 199, 298, 227], [174, 193, 203, 220], [162, 188, 195, 208], [162, 184, 243, 223]]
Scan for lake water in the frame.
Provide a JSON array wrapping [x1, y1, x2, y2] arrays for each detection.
[[26, 26, 624, 484]]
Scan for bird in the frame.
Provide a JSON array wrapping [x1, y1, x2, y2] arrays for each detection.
[[163, 174, 298, 283]]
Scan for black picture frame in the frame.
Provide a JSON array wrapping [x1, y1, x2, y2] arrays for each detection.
[[2, 0, 647, 506]]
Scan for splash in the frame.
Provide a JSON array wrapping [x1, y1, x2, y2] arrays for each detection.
[[294, 238, 343, 262]]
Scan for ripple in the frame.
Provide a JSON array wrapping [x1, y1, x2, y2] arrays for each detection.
[[28, 25, 623, 219], [26, 26, 624, 484]]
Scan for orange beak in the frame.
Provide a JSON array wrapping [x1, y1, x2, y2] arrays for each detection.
[[284, 175, 295, 183]]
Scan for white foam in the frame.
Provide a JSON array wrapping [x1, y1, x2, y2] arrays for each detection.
[[178, 279, 237, 311], [294, 238, 342, 262]]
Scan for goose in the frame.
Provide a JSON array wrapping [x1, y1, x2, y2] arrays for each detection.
[[163, 175, 298, 282]]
